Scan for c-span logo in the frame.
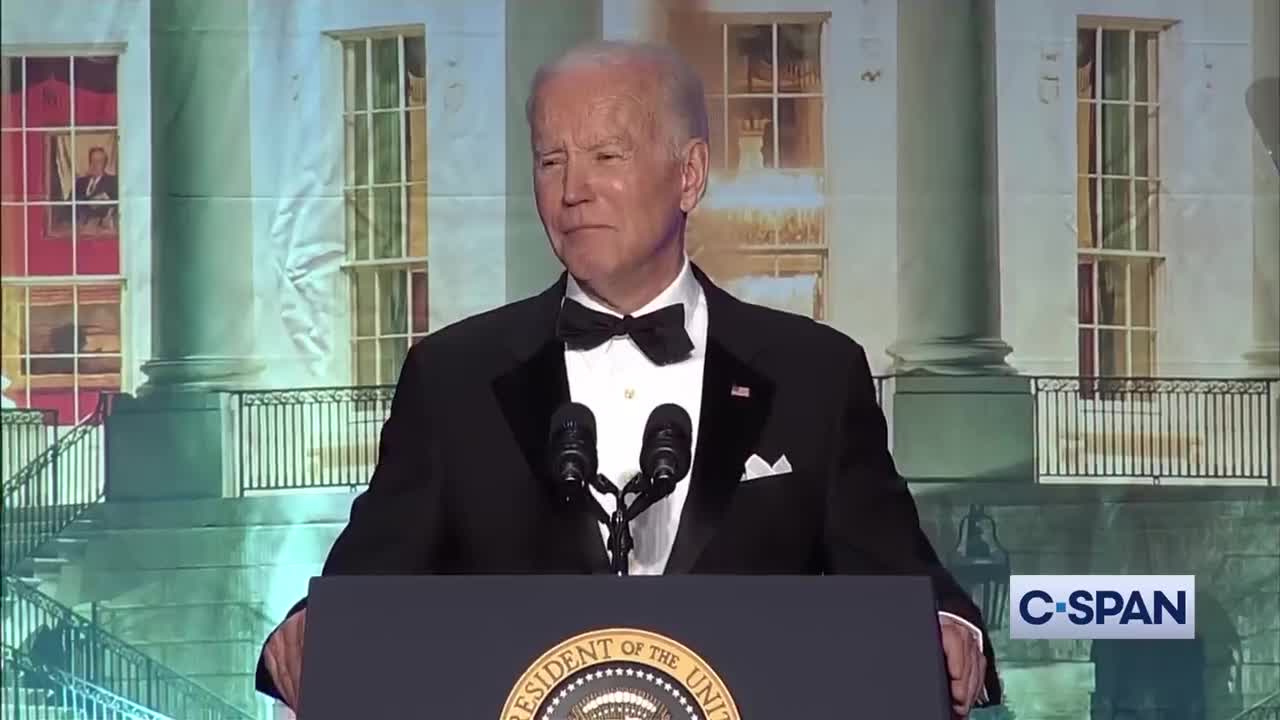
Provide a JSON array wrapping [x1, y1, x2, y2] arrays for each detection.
[[1010, 575, 1195, 640], [501, 628, 741, 720]]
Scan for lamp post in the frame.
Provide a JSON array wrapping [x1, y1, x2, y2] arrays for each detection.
[[949, 504, 1010, 630]]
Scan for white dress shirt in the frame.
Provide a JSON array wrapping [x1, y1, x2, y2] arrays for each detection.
[[560, 257, 987, 672]]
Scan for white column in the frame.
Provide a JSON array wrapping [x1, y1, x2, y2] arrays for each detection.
[[1246, 0, 1280, 373]]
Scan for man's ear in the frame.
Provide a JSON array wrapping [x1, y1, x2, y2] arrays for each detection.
[[678, 138, 710, 214]]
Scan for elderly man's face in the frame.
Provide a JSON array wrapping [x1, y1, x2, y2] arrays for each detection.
[[530, 63, 701, 291], [88, 151, 106, 175]]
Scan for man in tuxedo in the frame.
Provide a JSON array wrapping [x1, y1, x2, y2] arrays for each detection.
[[258, 41, 1001, 716], [75, 147, 118, 202]]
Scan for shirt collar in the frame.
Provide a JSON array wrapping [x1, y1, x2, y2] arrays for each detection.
[[564, 256, 701, 328]]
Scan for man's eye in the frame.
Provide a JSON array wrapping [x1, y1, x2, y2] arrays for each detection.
[[598, 152, 622, 161], [540, 158, 563, 167]]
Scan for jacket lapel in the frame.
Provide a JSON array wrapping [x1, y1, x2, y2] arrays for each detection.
[[665, 268, 774, 574], [491, 277, 610, 573]]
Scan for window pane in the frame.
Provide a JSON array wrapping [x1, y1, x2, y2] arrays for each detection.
[[726, 98, 773, 174], [26, 58, 70, 128], [75, 204, 120, 274], [1077, 176, 1098, 248], [1099, 259, 1127, 326], [27, 205, 73, 275], [411, 268, 428, 334], [28, 285, 74, 355], [1, 131, 21, 201], [1, 285, 26, 357], [377, 269, 407, 336], [706, 98, 726, 171], [379, 337, 407, 384], [1131, 330, 1154, 376], [1131, 259, 1154, 327], [1101, 103, 1129, 176], [346, 189, 370, 260], [404, 37, 426, 108], [778, 208, 823, 245], [371, 38, 400, 110], [353, 270, 375, 337], [1101, 30, 1129, 101], [1077, 259, 1095, 323], [778, 24, 822, 93], [1099, 328, 1126, 376], [727, 25, 773, 94], [354, 339, 377, 385], [371, 187, 402, 259], [73, 57, 117, 126], [1101, 178, 1131, 250], [1135, 32, 1157, 102], [1135, 106, 1157, 178], [372, 111, 401, 184], [77, 285, 121, 354], [406, 109, 426, 183], [778, 98, 823, 170], [1078, 328, 1097, 376], [1134, 180, 1157, 252], [26, 130, 60, 202], [1077, 29, 1097, 101], [407, 182, 426, 258], [1, 204, 24, 274], [1, 57, 21, 130], [669, 15, 724, 94], [346, 114, 368, 187], [78, 355, 120, 376], [343, 40, 368, 111]]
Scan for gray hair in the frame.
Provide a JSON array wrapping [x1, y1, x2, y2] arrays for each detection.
[[525, 41, 709, 155]]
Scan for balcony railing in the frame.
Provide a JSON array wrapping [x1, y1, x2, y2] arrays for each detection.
[[1034, 377, 1275, 485], [1, 642, 174, 720], [231, 385, 394, 495], [223, 375, 1276, 494]]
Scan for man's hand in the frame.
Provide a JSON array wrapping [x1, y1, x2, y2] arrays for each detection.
[[939, 617, 986, 718], [263, 609, 307, 709]]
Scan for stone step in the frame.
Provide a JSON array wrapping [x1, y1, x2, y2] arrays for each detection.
[[77, 523, 344, 571], [84, 493, 357, 531], [126, 638, 263, 679], [184, 672, 259, 717], [77, 563, 323, 613], [97, 601, 276, 644]]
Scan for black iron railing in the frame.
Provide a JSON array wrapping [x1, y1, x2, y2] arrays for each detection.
[[1034, 377, 1275, 484], [1233, 690, 1280, 720], [1, 408, 58, 484], [0, 577, 254, 720], [1, 641, 173, 720], [232, 385, 394, 494], [2, 396, 111, 574]]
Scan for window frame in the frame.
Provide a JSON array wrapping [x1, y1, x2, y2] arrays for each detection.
[[676, 12, 831, 321], [1075, 19, 1172, 382], [1, 49, 127, 421], [332, 27, 428, 388]]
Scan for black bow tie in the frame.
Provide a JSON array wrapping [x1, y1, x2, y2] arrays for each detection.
[[556, 298, 694, 366]]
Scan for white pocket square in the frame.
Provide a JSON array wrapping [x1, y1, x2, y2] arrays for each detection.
[[741, 453, 792, 482]]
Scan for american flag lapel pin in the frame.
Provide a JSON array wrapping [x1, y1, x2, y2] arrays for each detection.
[[730, 384, 751, 398]]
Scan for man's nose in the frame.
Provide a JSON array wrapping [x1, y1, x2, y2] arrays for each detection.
[[561, 158, 593, 206]]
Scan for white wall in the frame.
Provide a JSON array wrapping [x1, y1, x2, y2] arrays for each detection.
[[996, 0, 1257, 378], [0, 0, 152, 394], [247, 0, 509, 387]]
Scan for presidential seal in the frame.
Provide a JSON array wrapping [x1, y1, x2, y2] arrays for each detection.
[[501, 628, 740, 720]]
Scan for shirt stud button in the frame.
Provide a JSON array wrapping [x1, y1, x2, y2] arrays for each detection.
[[624, 388, 636, 400]]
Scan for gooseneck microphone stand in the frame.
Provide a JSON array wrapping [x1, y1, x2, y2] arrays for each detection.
[[581, 472, 671, 576]]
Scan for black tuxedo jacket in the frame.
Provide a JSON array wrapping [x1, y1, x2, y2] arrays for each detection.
[[255, 266, 1002, 704]]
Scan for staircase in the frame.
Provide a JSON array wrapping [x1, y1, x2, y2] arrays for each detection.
[[1, 396, 256, 720], [2, 642, 175, 720]]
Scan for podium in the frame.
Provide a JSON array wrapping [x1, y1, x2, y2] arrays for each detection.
[[297, 574, 953, 718]]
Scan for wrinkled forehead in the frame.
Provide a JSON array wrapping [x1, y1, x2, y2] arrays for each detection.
[[530, 65, 661, 147]]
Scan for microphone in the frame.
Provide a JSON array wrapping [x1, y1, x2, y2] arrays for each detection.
[[547, 402, 598, 504], [634, 403, 693, 507]]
